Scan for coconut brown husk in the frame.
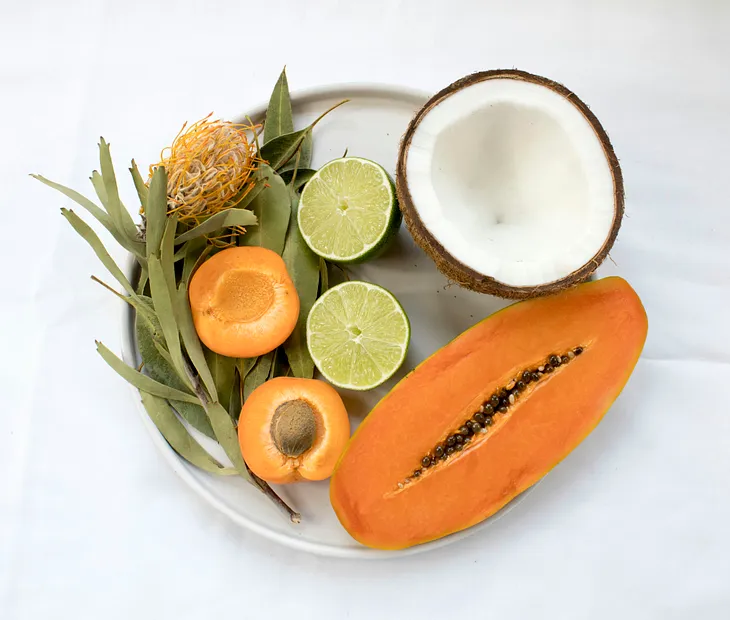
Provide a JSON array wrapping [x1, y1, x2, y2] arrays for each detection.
[[396, 69, 624, 300]]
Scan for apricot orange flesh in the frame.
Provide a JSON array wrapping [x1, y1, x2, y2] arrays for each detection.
[[330, 277, 648, 550], [189, 246, 299, 358], [238, 377, 350, 484]]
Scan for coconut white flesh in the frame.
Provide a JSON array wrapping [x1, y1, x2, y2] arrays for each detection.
[[405, 78, 616, 287]]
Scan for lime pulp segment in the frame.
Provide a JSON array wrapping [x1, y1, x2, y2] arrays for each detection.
[[306, 281, 410, 390], [298, 157, 396, 262]]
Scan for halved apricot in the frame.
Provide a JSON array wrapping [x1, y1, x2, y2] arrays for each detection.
[[238, 377, 350, 484], [189, 246, 299, 358]]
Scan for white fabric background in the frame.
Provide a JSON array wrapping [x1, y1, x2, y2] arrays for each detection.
[[1, 1, 729, 617]]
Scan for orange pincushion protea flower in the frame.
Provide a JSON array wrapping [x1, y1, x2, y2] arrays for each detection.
[[149, 114, 260, 227]]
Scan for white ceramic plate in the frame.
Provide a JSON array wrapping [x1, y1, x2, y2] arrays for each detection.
[[121, 84, 534, 558]]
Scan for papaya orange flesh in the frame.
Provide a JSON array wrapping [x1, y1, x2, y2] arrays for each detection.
[[330, 277, 647, 550]]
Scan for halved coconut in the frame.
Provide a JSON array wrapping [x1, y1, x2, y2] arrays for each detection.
[[396, 70, 623, 299]]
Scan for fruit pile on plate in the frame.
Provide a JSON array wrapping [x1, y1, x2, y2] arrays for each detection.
[[34, 68, 647, 550]]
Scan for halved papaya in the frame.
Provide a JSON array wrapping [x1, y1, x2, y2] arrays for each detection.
[[330, 277, 647, 550]]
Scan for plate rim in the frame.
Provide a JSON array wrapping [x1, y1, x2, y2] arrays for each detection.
[[120, 82, 528, 558]]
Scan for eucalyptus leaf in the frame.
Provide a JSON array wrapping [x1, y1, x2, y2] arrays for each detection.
[[244, 352, 274, 400], [319, 257, 329, 294], [140, 392, 234, 475], [264, 67, 294, 144], [33, 175, 145, 257], [280, 168, 316, 191], [204, 347, 236, 413], [160, 216, 178, 301], [175, 278, 219, 402], [136, 310, 215, 438], [146, 166, 168, 257], [280, 132, 313, 174], [148, 255, 189, 386], [182, 242, 210, 284], [61, 208, 140, 300], [173, 237, 206, 262], [260, 100, 348, 170], [282, 194, 319, 378], [227, 175, 266, 210], [228, 369, 242, 422], [98, 137, 139, 240], [90, 170, 109, 209], [129, 159, 149, 208], [236, 357, 257, 382], [174, 208, 257, 245], [204, 400, 249, 478], [96, 341, 199, 404], [240, 165, 290, 254]]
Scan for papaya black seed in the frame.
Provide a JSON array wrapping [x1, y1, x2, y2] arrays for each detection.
[[485, 416, 494, 426], [434, 445, 445, 458], [561, 355, 569, 364], [522, 370, 532, 382], [490, 395, 500, 408], [574, 346, 583, 355], [549, 355, 560, 366], [545, 365, 554, 373], [474, 412, 486, 424], [498, 406, 508, 414], [421, 456, 431, 468], [516, 380, 526, 391], [454, 443, 464, 451], [459, 425, 471, 436], [413, 469, 421, 478], [455, 434, 464, 444], [446, 446, 455, 455], [531, 372, 540, 382], [484, 404, 494, 415], [446, 436, 456, 447], [463, 436, 471, 444], [500, 398, 510, 409]]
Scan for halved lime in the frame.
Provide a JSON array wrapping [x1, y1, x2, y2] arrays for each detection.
[[298, 157, 400, 263], [306, 281, 410, 390]]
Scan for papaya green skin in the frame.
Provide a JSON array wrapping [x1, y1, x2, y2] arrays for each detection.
[[330, 277, 648, 550]]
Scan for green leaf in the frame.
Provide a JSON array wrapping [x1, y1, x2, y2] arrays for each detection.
[[173, 237, 206, 262], [319, 257, 329, 294], [90, 170, 109, 208], [264, 67, 294, 144], [227, 175, 266, 210], [280, 168, 316, 191], [174, 208, 258, 245], [236, 357, 257, 382], [140, 392, 234, 475], [228, 369, 242, 422], [280, 132, 313, 174], [98, 138, 139, 240], [240, 165, 290, 254], [299, 131, 313, 169], [136, 309, 215, 438], [129, 159, 149, 209], [244, 352, 274, 400], [32, 174, 145, 257], [204, 347, 236, 413], [260, 100, 348, 170], [146, 166, 168, 257], [182, 243, 211, 284], [160, 215, 178, 300], [96, 341, 199, 404], [204, 400, 249, 478], [282, 194, 319, 378], [148, 255, 190, 387], [61, 208, 140, 299], [174, 281, 219, 403]]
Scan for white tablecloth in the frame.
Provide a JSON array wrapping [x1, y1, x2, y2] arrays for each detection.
[[2, 1, 729, 617]]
